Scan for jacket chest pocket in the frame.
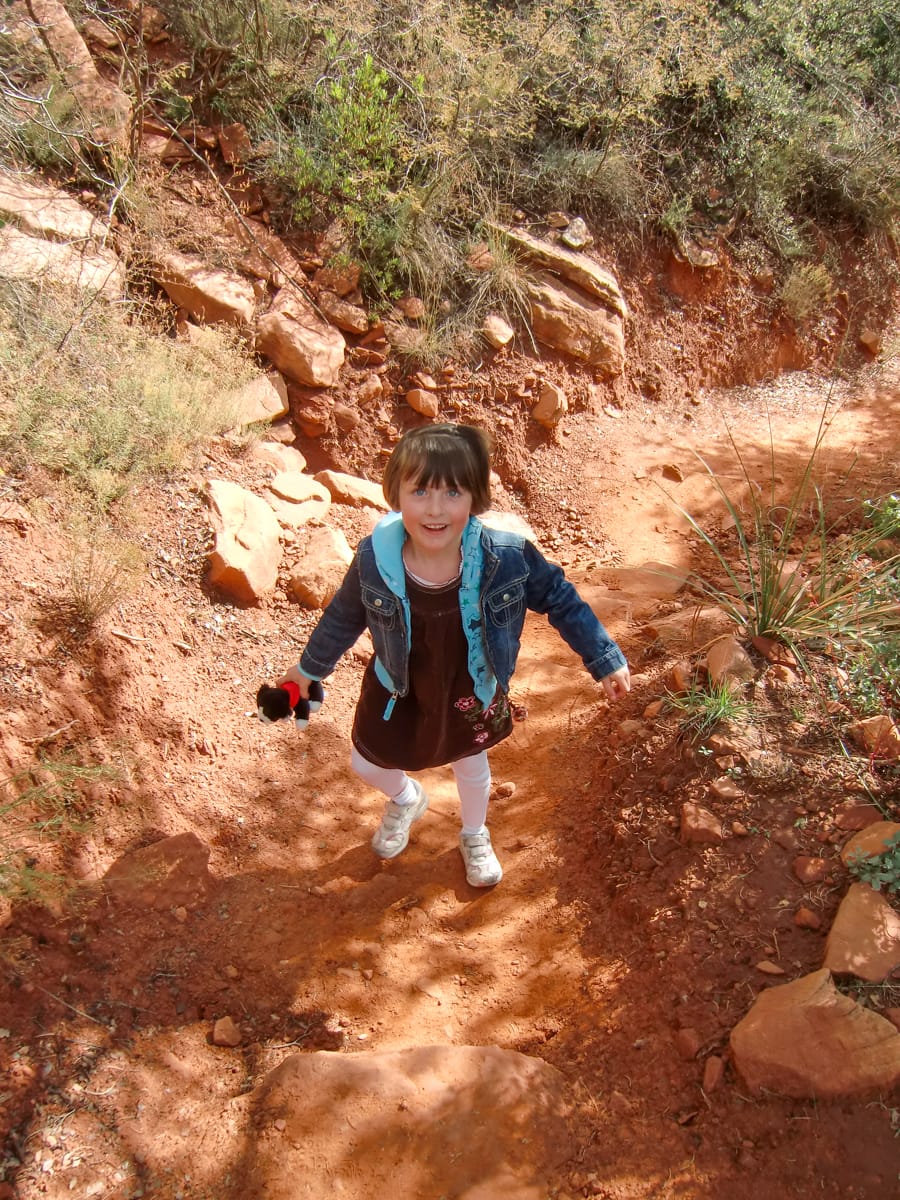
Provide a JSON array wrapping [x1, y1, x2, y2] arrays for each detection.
[[361, 585, 400, 630], [485, 581, 525, 627]]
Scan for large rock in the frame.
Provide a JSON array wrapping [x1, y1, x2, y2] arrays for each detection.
[[525, 271, 625, 375], [243, 1045, 574, 1200], [317, 290, 368, 334], [103, 833, 211, 910], [0, 170, 111, 243], [256, 289, 345, 387], [489, 224, 628, 318], [206, 479, 282, 603], [155, 250, 257, 325], [730, 968, 900, 1098], [314, 469, 388, 510], [824, 883, 900, 982], [264, 472, 331, 528], [29, 0, 131, 147], [288, 526, 354, 608], [0, 225, 124, 298], [225, 373, 289, 427]]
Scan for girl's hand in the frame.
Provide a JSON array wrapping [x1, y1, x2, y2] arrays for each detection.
[[276, 666, 313, 699], [600, 666, 631, 703]]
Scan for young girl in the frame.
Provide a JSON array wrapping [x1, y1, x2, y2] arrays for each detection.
[[278, 423, 630, 887]]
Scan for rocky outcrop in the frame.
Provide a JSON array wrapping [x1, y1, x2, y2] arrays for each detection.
[[525, 271, 626, 375], [492, 224, 628, 318], [475, 226, 628, 374], [205, 479, 282, 604], [0, 170, 124, 298], [0, 170, 110, 243], [28, 0, 131, 148], [256, 290, 346, 387], [244, 1045, 574, 1200], [730, 968, 900, 1098], [823, 883, 900, 982], [0, 224, 124, 298], [154, 250, 257, 325]]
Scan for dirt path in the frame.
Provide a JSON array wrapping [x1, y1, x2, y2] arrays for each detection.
[[2, 361, 900, 1199]]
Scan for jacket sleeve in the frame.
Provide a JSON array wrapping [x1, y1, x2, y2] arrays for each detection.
[[523, 540, 627, 680], [298, 553, 368, 680]]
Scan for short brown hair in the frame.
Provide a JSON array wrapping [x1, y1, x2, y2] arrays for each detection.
[[382, 424, 493, 514]]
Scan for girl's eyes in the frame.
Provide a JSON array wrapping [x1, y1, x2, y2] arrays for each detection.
[[411, 486, 462, 498]]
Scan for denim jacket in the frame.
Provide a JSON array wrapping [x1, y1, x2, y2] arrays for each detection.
[[298, 514, 627, 714]]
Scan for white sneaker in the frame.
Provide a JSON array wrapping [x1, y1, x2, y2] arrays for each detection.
[[459, 828, 503, 887], [371, 781, 429, 859]]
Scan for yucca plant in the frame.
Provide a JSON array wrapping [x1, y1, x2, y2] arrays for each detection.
[[668, 404, 900, 663]]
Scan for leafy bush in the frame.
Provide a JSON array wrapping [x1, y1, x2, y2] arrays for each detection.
[[268, 47, 409, 233], [847, 831, 900, 895]]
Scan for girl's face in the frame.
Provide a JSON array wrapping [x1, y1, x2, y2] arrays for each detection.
[[398, 476, 473, 559]]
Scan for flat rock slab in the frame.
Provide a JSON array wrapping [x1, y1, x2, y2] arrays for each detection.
[[824, 883, 900, 982], [245, 1045, 574, 1199], [730, 968, 900, 1098]]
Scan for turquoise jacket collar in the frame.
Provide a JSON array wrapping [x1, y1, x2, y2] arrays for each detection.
[[371, 511, 498, 709]]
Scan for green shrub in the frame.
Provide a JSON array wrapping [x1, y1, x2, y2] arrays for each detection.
[[781, 263, 834, 323], [267, 47, 410, 235], [847, 831, 900, 895]]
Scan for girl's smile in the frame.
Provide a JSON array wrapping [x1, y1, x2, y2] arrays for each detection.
[[398, 480, 473, 565]]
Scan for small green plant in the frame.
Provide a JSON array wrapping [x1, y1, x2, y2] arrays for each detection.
[[781, 262, 834, 323], [67, 528, 145, 631], [270, 48, 408, 236], [665, 676, 753, 742], [864, 493, 900, 540], [1, 753, 121, 901], [847, 831, 900, 894]]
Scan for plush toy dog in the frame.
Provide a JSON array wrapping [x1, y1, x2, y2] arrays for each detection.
[[256, 680, 325, 729]]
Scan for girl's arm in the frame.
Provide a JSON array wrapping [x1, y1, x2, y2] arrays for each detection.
[[523, 540, 629, 686], [279, 554, 369, 687]]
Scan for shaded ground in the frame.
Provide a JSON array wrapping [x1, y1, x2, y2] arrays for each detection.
[[1, 337, 900, 1197]]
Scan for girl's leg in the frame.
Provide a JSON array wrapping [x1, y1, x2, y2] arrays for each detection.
[[451, 750, 491, 835], [351, 746, 418, 807], [351, 747, 429, 860], [452, 752, 502, 887]]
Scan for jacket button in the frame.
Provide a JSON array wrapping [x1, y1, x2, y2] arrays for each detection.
[[374, 598, 382, 607], [502, 593, 510, 601]]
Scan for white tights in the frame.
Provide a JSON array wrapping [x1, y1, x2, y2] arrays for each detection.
[[350, 747, 491, 835]]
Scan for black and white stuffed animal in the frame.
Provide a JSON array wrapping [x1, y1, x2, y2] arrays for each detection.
[[256, 680, 325, 729]]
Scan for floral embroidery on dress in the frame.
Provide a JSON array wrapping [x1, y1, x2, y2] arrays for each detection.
[[454, 691, 511, 746]]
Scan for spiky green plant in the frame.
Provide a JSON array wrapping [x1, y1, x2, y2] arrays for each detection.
[[665, 676, 753, 742], [668, 405, 900, 663]]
